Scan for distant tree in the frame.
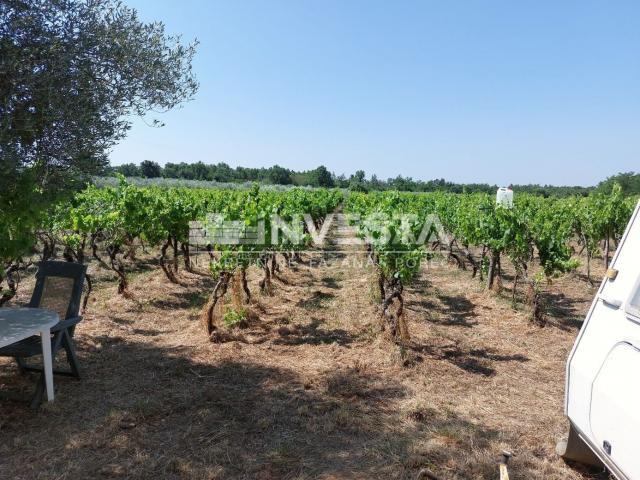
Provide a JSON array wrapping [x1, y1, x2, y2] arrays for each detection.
[[353, 170, 366, 183], [140, 160, 162, 178], [267, 165, 292, 185], [162, 162, 182, 179], [598, 172, 640, 196], [311, 166, 334, 187], [349, 179, 368, 192], [334, 174, 349, 188], [186, 161, 208, 180], [211, 162, 234, 182], [389, 175, 414, 192], [290, 171, 310, 186], [234, 166, 250, 181], [370, 174, 382, 191], [114, 163, 141, 177], [348, 170, 367, 192]]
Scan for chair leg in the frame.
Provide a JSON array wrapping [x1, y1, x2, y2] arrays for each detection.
[[30, 333, 62, 407], [62, 332, 81, 379], [23, 331, 80, 407]]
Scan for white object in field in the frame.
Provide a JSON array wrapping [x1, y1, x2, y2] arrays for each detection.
[[496, 187, 513, 208], [562, 200, 640, 480], [0, 308, 59, 402]]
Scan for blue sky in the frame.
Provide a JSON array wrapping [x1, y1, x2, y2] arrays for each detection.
[[110, 0, 640, 186]]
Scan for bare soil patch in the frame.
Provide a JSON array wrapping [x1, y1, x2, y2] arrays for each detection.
[[0, 253, 610, 479]]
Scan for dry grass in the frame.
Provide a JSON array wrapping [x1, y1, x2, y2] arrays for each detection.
[[0, 251, 613, 479]]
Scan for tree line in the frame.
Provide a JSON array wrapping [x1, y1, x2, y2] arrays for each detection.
[[108, 161, 640, 197]]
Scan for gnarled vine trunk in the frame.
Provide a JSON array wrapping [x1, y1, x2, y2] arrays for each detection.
[[181, 242, 193, 272], [259, 255, 272, 294], [160, 236, 179, 283], [241, 268, 251, 303], [526, 280, 545, 326], [202, 271, 231, 337], [380, 280, 409, 342], [486, 250, 500, 290], [92, 237, 128, 295]]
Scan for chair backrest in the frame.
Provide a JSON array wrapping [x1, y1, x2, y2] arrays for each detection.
[[28, 261, 87, 322]]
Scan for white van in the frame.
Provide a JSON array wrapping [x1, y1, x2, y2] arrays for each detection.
[[558, 200, 640, 479]]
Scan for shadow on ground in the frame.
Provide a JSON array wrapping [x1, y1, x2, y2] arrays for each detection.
[[407, 341, 529, 377], [273, 318, 355, 347], [544, 292, 585, 331], [407, 292, 479, 329], [296, 291, 335, 310], [0, 332, 534, 480]]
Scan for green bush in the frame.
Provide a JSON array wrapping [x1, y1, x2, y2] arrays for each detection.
[[223, 307, 248, 328]]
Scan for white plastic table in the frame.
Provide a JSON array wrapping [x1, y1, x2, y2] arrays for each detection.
[[0, 308, 59, 402]]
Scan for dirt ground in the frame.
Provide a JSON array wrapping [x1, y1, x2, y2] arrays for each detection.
[[0, 249, 613, 479]]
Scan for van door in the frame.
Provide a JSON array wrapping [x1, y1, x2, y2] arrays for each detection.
[[589, 247, 640, 479], [590, 341, 640, 478]]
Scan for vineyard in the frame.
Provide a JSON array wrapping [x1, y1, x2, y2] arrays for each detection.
[[1, 179, 638, 479], [2, 178, 636, 332], [7, 1, 640, 478]]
